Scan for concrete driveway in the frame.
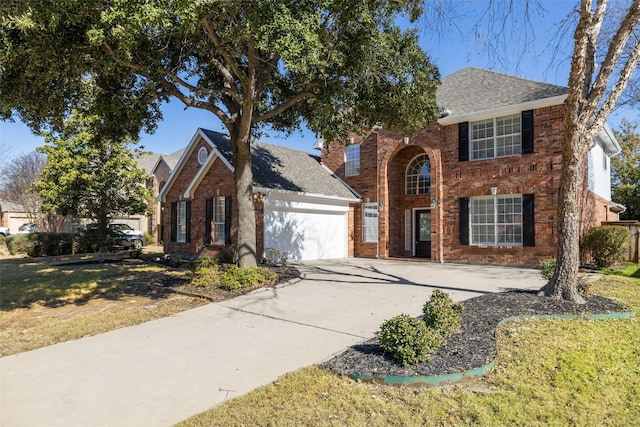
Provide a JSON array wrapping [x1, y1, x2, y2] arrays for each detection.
[[0, 259, 544, 427]]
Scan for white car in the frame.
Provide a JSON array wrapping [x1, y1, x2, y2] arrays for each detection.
[[108, 223, 146, 245]]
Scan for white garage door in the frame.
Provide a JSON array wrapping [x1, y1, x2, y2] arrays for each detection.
[[263, 195, 349, 262]]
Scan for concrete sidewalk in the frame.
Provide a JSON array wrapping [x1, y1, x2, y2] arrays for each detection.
[[0, 259, 544, 427]]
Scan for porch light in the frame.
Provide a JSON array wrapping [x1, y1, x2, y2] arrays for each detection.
[[431, 198, 437, 208], [491, 187, 498, 196], [403, 136, 409, 144], [379, 201, 384, 211]]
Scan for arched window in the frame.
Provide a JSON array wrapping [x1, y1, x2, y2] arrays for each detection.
[[406, 154, 431, 195]]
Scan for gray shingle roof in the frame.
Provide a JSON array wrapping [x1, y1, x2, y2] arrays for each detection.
[[200, 129, 358, 200], [162, 148, 186, 170], [136, 152, 160, 174], [436, 67, 568, 117]]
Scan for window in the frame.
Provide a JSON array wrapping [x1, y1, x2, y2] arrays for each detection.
[[362, 203, 378, 242], [470, 195, 523, 245], [406, 154, 431, 195], [345, 144, 360, 177], [177, 201, 187, 242], [470, 114, 521, 160], [213, 196, 225, 244]]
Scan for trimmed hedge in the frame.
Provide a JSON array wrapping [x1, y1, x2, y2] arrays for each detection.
[[6, 233, 76, 257]]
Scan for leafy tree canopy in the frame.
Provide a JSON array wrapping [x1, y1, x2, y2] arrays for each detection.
[[612, 118, 640, 220], [35, 111, 152, 244], [1, 0, 441, 266]]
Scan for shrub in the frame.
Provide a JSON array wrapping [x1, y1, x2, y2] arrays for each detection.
[[581, 225, 629, 268], [143, 232, 153, 245], [6, 233, 77, 256], [539, 258, 556, 281], [192, 257, 221, 287], [219, 265, 277, 291], [379, 314, 441, 366], [6, 234, 35, 255], [264, 248, 290, 266], [422, 290, 465, 339]]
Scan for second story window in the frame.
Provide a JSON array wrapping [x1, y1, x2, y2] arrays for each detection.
[[345, 144, 360, 177], [470, 113, 521, 160], [406, 154, 431, 195]]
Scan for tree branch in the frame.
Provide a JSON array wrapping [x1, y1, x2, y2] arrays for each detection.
[[253, 89, 316, 124], [201, 17, 247, 82]]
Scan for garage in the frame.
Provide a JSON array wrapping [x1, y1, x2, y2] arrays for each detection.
[[263, 193, 350, 261]]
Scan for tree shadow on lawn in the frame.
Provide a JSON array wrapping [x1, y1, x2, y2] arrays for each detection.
[[0, 257, 188, 311]]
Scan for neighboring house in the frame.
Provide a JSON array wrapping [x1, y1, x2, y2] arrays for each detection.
[[157, 129, 359, 261], [149, 148, 185, 243], [321, 67, 622, 264], [159, 67, 622, 265], [0, 199, 29, 234]]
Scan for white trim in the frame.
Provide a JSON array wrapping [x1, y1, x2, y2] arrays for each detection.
[[183, 153, 219, 199], [254, 186, 361, 204], [597, 124, 621, 155], [437, 94, 567, 126], [157, 128, 234, 202]]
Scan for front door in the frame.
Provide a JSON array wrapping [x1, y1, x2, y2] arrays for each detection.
[[415, 210, 431, 258]]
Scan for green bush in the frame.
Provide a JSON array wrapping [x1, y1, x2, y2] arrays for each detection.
[[581, 225, 629, 268], [6, 233, 77, 256], [6, 234, 35, 255], [143, 232, 153, 245], [422, 290, 465, 339], [192, 257, 221, 287], [219, 265, 277, 291], [379, 314, 441, 366], [539, 258, 556, 281]]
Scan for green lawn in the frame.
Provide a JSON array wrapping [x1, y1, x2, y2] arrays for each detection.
[[0, 252, 204, 356], [179, 273, 640, 426]]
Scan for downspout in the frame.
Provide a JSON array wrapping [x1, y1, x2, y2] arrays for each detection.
[[376, 131, 380, 259]]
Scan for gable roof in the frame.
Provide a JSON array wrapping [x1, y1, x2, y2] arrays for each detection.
[[437, 67, 568, 125], [159, 129, 359, 202], [136, 152, 161, 175]]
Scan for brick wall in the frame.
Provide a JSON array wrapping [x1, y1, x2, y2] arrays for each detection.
[[321, 104, 609, 265]]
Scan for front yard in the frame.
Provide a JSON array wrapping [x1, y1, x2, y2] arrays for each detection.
[[0, 246, 297, 357], [179, 272, 640, 426]]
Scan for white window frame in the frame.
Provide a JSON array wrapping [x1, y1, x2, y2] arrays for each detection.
[[470, 195, 523, 246], [177, 201, 187, 243], [362, 203, 378, 242], [470, 114, 521, 160], [345, 144, 360, 177], [405, 154, 431, 195], [213, 196, 225, 244]]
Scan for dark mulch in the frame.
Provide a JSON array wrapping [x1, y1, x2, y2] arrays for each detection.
[[319, 290, 630, 378]]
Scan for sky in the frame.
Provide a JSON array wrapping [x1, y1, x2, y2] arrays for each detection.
[[1, 0, 638, 159]]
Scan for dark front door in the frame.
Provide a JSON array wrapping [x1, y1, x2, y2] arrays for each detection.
[[415, 210, 431, 258]]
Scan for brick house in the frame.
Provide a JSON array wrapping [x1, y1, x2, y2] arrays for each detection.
[[159, 68, 621, 265], [157, 129, 359, 261], [321, 67, 622, 265]]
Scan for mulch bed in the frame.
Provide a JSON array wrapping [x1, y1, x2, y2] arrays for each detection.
[[319, 290, 630, 378]]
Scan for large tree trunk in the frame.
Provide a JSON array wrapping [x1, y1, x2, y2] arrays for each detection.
[[539, 124, 588, 304], [230, 118, 258, 268]]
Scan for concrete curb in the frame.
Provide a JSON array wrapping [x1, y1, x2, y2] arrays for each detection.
[[350, 310, 637, 387]]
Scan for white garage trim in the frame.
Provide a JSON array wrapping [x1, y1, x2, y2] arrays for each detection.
[[263, 192, 352, 262]]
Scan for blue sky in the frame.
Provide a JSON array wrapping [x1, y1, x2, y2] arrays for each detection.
[[1, 0, 638, 158]]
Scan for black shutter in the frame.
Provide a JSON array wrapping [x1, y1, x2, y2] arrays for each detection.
[[224, 196, 232, 244], [523, 194, 535, 246], [522, 110, 534, 154], [458, 122, 469, 161], [185, 201, 191, 243], [205, 198, 212, 245], [170, 202, 177, 242], [459, 197, 470, 245]]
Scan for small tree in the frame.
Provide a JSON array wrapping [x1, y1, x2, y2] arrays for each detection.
[[0, 151, 48, 228], [612, 119, 640, 220], [34, 111, 151, 247]]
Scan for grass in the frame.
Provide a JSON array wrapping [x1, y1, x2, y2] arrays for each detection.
[[179, 270, 640, 426], [0, 250, 206, 356]]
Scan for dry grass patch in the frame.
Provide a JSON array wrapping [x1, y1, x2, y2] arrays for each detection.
[[179, 275, 640, 427], [0, 254, 206, 356]]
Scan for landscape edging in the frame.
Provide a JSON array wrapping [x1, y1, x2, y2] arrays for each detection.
[[349, 310, 637, 387]]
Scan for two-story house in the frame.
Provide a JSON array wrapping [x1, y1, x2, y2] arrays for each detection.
[[159, 67, 621, 265]]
